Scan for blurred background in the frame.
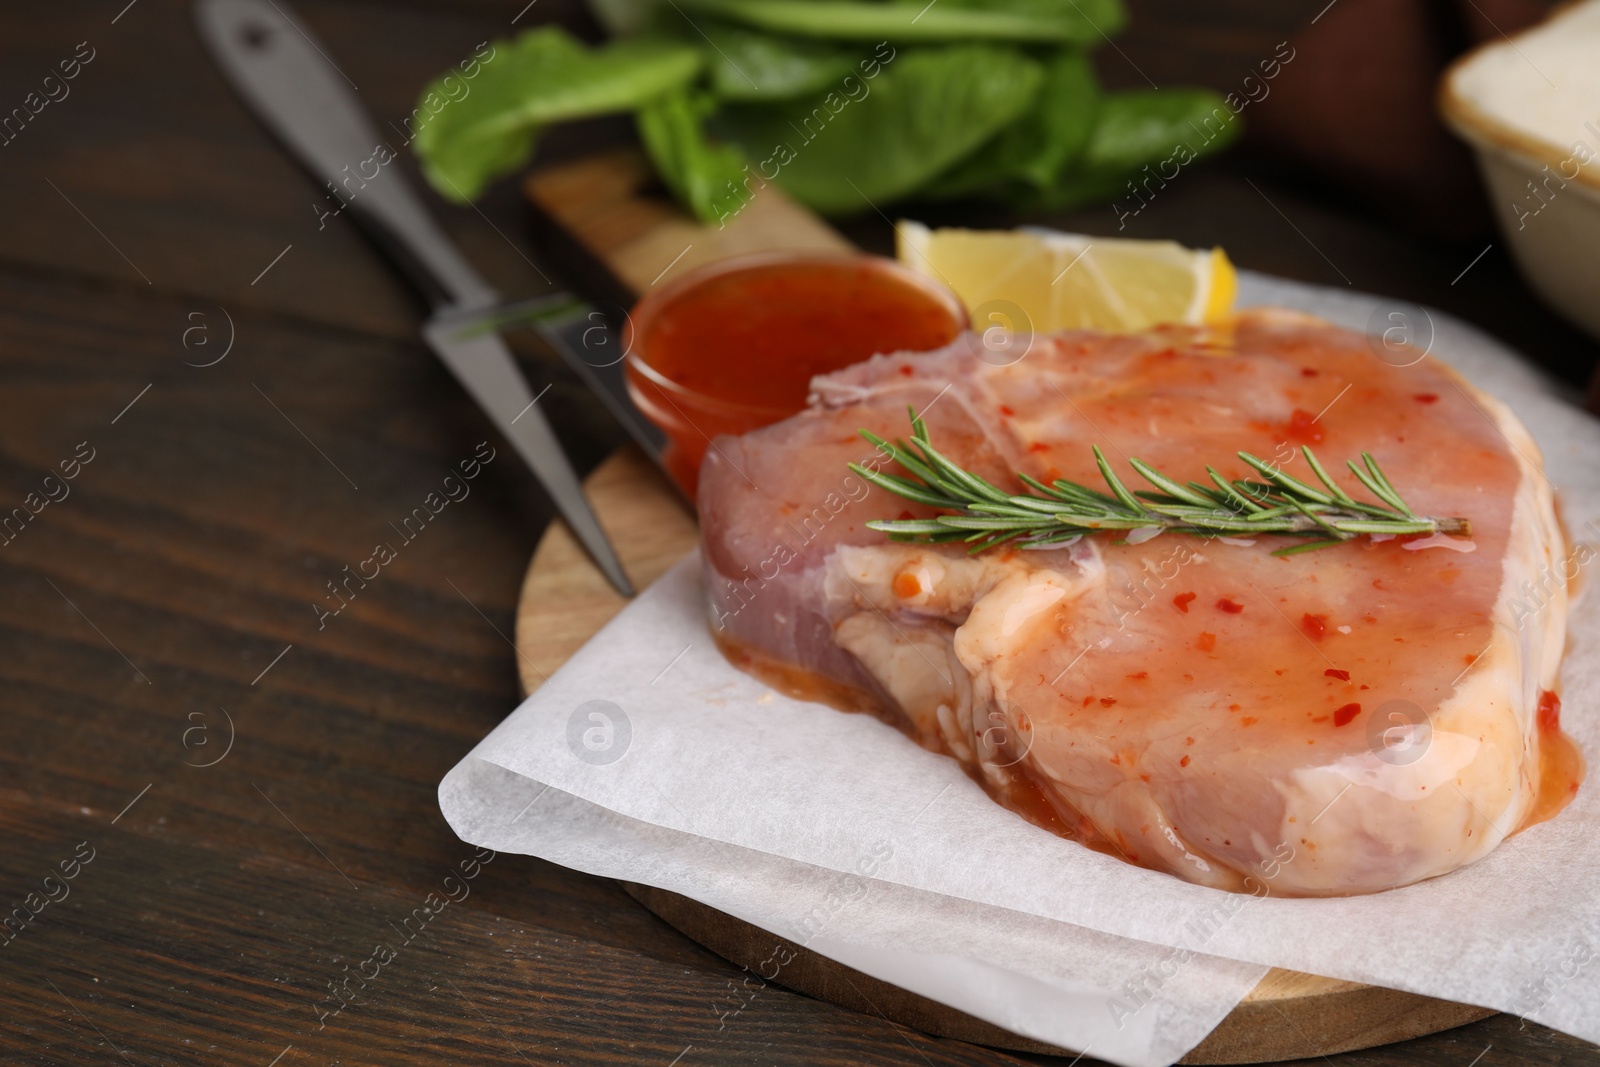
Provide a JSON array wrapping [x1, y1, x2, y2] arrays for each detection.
[[3, 0, 1593, 418], [2, 3, 1596, 1064]]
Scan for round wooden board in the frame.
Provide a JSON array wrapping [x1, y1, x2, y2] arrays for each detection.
[[514, 446, 1495, 1064]]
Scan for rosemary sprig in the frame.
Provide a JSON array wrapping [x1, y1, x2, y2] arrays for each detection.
[[850, 410, 1470, 557]]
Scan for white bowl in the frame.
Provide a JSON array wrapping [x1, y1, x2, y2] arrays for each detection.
[[1440, 0, 1600, 341]]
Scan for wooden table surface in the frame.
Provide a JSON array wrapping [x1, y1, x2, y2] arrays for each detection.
[[1, 2, 1595, 1065]]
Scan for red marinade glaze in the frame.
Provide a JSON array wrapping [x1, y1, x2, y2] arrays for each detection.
[[625, 258, 965, 495], [697, 312, 1584, 894]]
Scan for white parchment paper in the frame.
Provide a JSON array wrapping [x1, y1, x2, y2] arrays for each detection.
[[440, 274, 1600, 1066]]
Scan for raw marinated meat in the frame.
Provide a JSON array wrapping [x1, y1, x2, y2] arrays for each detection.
[[697, 310, 1580, 896]]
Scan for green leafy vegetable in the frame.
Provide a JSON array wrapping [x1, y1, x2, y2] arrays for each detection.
[[409, 3, 1242, 220], [922, 49, 1100, 199], [677, 0, 1124, 44], [720, 45, 1043, 214], [700, 21, 862, 100], [587, 0, 658, 35], [636, 88, 751, 223], [1081, 89, 1240, 179], [412, 27, 703, 202], [1041, 88, 1242, 209]]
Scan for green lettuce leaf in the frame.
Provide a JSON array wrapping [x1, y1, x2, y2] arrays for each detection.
[[921, 48, 1099, 199], [412, 27, 703, 202], [636, 89, 751, 223], [587, 0, 658, 35], [721, 44, 1043, 215], [702, 21, 861, 100], [1040, 88, 1242, 209], [677, 0, 1125, 44]]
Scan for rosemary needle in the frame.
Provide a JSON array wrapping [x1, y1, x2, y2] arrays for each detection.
[[850, 409, 1470, 557]]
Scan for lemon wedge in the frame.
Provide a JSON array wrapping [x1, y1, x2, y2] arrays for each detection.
[[896, 221, 1236, 333]]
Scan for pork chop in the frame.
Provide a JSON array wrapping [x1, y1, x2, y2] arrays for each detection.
[[697, 309, 1578, 896]]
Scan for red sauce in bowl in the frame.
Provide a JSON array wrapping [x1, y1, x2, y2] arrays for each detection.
[[624, 253, 967, 496]]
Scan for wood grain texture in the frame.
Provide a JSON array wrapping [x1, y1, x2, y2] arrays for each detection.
[[524, 149, 852, 299], [514, 447, 696, 686], [0, 1, 1591, 1065], [514, 451, 1499, 1065]]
